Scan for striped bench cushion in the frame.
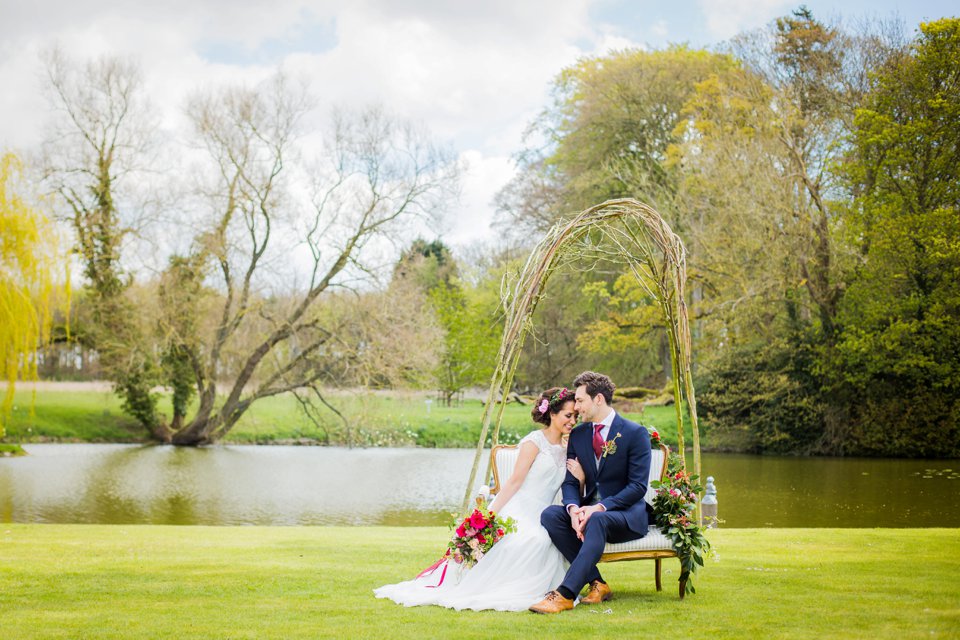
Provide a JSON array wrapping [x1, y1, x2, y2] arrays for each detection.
[[604, 526, 675, 553]]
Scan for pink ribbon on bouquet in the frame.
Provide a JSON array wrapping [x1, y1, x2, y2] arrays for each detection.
[[416, 550, 451, 588]]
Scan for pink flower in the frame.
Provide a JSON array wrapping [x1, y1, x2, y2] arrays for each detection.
[[538, 398, 549, 414], [455, 525, 466, 538]]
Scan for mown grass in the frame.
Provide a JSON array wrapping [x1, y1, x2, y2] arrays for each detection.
[[3, 388, 143, 442], [0, 525, 956, 639], [2, 387, 696, 448]]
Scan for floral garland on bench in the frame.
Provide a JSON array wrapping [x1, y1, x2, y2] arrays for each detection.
[[648, 428, 711, 596]]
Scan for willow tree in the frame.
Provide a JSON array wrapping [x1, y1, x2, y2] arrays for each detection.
[[462, 198, 701, 518], [0, 152, 68, 437]]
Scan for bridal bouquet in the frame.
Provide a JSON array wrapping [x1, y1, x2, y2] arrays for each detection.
[[448, 500, 517, 567]]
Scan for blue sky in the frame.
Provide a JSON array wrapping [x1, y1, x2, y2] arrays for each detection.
[[589, 0, 953, 49], [0, 1, 954, 249]]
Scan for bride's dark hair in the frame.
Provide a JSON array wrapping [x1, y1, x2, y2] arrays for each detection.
[[531, 387, 574, 426]]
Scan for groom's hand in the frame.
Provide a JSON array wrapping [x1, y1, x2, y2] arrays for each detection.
[[575, 504, 606, 537], [567, 505, 585, 540]]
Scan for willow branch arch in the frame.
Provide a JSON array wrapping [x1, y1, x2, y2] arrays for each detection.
[[461, 198, 702, 517]]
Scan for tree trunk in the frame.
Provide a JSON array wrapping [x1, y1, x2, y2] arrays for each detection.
[[171, 412, 220, 445]]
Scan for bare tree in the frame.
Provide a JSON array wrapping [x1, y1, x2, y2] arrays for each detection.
[[167, 77, 459, 445]]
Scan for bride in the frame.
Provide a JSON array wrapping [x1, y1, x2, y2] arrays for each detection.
[[374, 387, 585, 611]]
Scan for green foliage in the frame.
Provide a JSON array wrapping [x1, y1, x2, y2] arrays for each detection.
[[157, 254, 208, 424], [498, 45, 735, 244], [826, 18, 960, 457], [577, 274, 667, 386], [773, 6, 843, 116], [843, 18, 960, 225], [393, 238, 500, 405], [393, 238, 457, 290], [650, 451, 711, 596], [698, 324, 825, 454], [114, 369, 160, 431]]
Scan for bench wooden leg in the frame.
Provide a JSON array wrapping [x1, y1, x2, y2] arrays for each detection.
[[655, 558, 662, 592], [679, 574, 687, 600]]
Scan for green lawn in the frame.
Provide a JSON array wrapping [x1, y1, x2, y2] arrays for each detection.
[[3, 388, 143, 442], [0, 526, 956, 639], [2, 387, 696, 448]]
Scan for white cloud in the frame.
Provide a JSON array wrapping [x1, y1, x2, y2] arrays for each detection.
[[697, 0, 792, 40], [444, 150, 516, 247]]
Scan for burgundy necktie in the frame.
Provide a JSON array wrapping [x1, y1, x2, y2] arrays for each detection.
[[593, 423, 604, 459]]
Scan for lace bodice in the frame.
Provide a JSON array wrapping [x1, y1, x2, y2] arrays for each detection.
[[519, 429, 567, 467], [499, 430, 566, 522]]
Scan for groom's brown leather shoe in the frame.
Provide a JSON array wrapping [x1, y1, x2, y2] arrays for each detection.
[[529, 590, 575, 614], [580, 580, 613, 604]]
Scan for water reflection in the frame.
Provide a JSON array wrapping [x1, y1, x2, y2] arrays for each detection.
[[703, 453, 959, 527], [0, 444, 467, 526], [0, 444, 957, 527]]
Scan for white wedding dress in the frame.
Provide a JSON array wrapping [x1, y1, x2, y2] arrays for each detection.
[[374, 430, 569, 611]]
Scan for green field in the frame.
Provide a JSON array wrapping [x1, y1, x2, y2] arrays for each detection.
[[0, 525, 956, 639], [2, 387, 696, 448]]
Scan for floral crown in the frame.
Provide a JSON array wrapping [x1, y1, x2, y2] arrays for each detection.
[[537, 387, 571, 414]]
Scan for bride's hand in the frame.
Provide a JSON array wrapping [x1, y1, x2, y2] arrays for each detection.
[[566, 458, 585, 483]]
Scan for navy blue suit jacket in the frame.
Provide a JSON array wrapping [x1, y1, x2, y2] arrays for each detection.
[[561, 412, 652, 536]]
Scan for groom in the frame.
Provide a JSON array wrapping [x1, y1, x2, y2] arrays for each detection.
[[530, 371, 652, 614]]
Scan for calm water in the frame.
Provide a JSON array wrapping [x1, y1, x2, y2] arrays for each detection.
[[1, 444, 957, 527]]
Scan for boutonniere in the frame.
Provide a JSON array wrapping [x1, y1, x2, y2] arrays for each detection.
[[601, 432, 622, 458]]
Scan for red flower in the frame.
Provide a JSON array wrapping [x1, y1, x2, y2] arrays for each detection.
[[497, 528, 504, 537], [469, 511, 488, 530], [652, 430, 659, 438], [477, 534, 486, 545], [455, 525, 466, 538]]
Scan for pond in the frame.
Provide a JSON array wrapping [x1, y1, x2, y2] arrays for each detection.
[[1, 444, 957, 527]]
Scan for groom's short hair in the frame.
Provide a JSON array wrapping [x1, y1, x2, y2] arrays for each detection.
[[573, 371, 615, 404]]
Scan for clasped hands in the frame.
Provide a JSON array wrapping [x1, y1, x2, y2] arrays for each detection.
[[567, 504, 605, 541]]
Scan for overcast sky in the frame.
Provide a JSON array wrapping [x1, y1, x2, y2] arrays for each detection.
[[1, 0, 954, 249]]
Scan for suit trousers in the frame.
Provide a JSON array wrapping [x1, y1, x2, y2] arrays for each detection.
[[541, 504, 640, 596]]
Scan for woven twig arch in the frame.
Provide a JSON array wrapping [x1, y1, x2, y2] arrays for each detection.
[[461, 198, 702, 518]]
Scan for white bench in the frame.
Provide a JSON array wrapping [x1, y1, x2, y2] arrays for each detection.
[[486, 443, 686, 598]]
